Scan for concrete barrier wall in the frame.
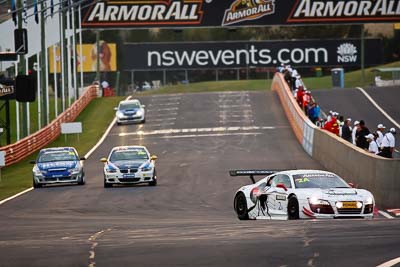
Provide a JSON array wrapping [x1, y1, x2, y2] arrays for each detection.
[[272, 73, 400, 208]]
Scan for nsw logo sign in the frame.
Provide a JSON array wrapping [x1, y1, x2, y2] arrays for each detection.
[[337, 43, 357, 63]]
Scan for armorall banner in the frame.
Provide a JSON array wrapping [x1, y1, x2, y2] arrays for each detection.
[[122, 39, 383, 70], [81, 0, 400, 28]]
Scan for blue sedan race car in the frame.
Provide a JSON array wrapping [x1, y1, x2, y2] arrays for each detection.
[[31, 147, 86, 188]]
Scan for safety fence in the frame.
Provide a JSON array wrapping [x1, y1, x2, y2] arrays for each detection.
[[272, 73, 400, 208], [0, 85, 98, 166]]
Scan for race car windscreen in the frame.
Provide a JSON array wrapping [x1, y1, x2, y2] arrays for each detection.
[[293, 173, 350, 189], [38, 151, 78, 163], [120, 102, 140, 110], [110, 149, 149, 162]]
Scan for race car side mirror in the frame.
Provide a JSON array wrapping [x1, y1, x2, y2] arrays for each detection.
[[141, 105, 146, 108], [348, 182, 356, 188], [100, 158, 107, 163], [150, 155, 158, 161], [276, 183, 288, 191], [114, 107, 118, 111], [29, 160, 36, 164]]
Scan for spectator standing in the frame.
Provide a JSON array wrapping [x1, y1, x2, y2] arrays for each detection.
[[365, 134, 379, 154], [323, 113, 340, 136], [356, 120, 370, 149], [296, 86, 305, 108], [379, 128, 396, 158], [376, 124, 386, 147], [341, 118, 352, 143], [302, 91, 311, 115], [352, 120, 360, 145]]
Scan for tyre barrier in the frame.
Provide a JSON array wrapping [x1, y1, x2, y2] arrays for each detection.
[[272, 73, 400, 208], [0, 85, 98, 167]]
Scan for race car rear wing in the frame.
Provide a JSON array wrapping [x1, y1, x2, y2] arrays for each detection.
[[229, 170, 281, 184]]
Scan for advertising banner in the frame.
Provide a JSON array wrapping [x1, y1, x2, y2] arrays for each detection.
[[122, 39, 383, 70], [49, 42, 117, 73], [81, 0, 400, 29]]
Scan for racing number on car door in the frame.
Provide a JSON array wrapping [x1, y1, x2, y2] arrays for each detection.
[[271, 174, 290, 210]]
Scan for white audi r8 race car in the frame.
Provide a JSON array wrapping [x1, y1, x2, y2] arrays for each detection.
[[101, 146, 157, 187], [232, 169, 375, 220]]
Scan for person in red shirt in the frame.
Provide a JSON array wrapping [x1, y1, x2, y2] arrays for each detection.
[[323, 113, 340, 136], [296, 86, 304, 108]]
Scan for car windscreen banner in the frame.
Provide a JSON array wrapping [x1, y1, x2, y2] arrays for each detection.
[[80, 0, 400, 29], [122, 39, 383, 70]]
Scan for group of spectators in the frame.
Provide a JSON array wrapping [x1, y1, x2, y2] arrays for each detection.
[[327, 114, 397, 159], [277, 64, 321, 124], [277, 63, 397, 159]]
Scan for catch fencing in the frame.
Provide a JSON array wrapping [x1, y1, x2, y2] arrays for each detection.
[[0, 85, 98, 166]]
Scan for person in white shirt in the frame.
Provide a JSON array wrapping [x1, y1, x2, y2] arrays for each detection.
[[379, 128, 396, 158], [365, 134, 379, 154], [376, 124, 386, 147], [352, 120, 360, 145]]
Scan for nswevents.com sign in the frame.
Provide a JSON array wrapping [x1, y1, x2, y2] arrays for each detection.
[[122, 39, 383, 70]]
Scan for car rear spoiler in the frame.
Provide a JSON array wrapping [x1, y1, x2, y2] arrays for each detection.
[[229, 170, 281, 184]]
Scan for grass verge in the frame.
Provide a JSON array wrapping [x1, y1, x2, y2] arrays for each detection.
[[0, 96, 124, 201]]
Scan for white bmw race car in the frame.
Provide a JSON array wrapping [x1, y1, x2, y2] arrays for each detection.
[[101, 146, 157, 187], [232, 169, 375, 220]]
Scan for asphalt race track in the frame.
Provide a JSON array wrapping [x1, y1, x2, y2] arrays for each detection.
[[1, 91, 400, 267]]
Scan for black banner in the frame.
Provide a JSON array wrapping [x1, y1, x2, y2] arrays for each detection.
[[122, 39, 383, 70], [81, 0, 400, 29]]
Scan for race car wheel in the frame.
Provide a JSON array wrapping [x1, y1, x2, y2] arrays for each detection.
[[104, 179, 112, 188], [77, 173, 85, 185], [288, 196, 299, 220], [234, 193, 249, 220], [33, 178, 42, 188], [142, 118, 146, 124], [149, 170, 157, 186]]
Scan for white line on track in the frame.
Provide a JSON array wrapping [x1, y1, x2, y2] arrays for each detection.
[[220, 104, 252, 108], [159, 132, 262, 139], [147, 108, 179, 112], [378, 210, 394, 219], [149, 118, 176, 122], [117, 126, 277, 137], [356, 87, 400, 129], [0, 188, 34, 205], [148, 102, 180, 106], [376, 257, 400, 267]]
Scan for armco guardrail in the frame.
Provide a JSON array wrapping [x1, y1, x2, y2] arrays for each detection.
[[0, 85, 98, 166], [272, 73, 400, 208]]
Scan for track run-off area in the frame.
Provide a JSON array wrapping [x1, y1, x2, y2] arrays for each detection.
[[1, 91, 400, 267]]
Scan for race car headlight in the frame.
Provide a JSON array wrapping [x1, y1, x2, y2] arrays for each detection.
[[140, 166, 152, 172], [140, 163, 152, 172], [105, 165, 118, 173], [365, 197, 373, 205], [136, 110, 143, 116], [33, 166, 46, 176], [116, 111, 124, 118], [69, 166, 81, 174], [309, 197, 330, 206]]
